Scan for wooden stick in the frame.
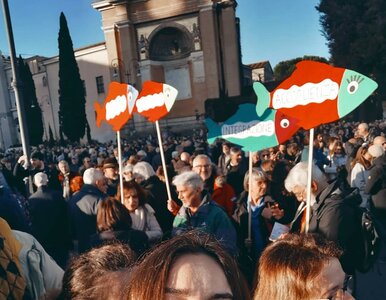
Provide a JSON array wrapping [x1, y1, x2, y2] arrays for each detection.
[[155, 120, 172, 200], [117, 130, 124, 204], [247, 152, 253, 240], [305, 128, 315, 233]]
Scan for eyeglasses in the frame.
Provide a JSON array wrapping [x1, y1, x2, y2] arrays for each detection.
[[193, 164, 211, 169]]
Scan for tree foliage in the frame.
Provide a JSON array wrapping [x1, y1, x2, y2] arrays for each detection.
[[17, 56, 44, 145], [58, 12, 87, 142], [273, 55, 328, 82], [317, 0, 386, 120]]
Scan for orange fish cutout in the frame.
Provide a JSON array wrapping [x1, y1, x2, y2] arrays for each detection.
[[135, 81, 178, 122], [94, 82, 139, 131], [254, 61, 378, 130]]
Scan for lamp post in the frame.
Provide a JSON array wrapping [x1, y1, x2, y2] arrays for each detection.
[[1, 0, 30, 165]]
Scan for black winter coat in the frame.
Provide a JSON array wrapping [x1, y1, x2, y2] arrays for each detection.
[[309, 180, 362, 274], [69, 184, 106, 253]]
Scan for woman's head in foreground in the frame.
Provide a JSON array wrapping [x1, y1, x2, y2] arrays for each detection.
[[127, 231, 250, 300], [254, 233, 353, 300]]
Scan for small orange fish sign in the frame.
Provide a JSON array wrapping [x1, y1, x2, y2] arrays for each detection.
[[135, 81, 178, 122], [94, 82, 139, 131]]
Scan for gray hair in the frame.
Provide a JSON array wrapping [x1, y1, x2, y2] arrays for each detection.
[[192, 154, 212, 167], [133, 161, 155, 180], [58, 160, 69, 167], [172, 171, 204, 191], [243, 168, 267, 191], [284, 162, 327, 193], [83, 168, 104, 185]]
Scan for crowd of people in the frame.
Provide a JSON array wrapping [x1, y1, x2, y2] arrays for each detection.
[[0, 118, 385, 299]]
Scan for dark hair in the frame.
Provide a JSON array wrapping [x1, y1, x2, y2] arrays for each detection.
[[127, 231, 250, 300], [116, 180, 148, 207], [97, 197, 132, 232], [61, 243, 135, 299], [254, 233, 342, 300]]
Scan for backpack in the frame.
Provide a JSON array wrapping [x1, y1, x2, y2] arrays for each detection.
[[356, 208, 381, 273]]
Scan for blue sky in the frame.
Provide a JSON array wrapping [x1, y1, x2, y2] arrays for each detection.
[[0, 0, 329, 68]]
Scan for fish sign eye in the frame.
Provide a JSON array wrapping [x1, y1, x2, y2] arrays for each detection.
[[347, 81, 359, 94], [280, 118, 290, 128]]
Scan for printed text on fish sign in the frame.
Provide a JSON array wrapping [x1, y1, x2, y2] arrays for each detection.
[[272, 79, 339, 109]]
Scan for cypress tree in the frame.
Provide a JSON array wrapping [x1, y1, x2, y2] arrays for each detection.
[[48, 125, 54, 146], [58, 12, 87, 142], [17, 56, 44, 145]]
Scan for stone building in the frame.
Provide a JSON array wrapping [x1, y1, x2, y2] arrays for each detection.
[[92, 0, 243, 131]]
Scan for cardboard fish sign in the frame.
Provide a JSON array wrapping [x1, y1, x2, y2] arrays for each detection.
[[206, 103, 300, 152], [94, 82, 139, 131], [254, 61, 378, 130], [135, 81, 178, 122]]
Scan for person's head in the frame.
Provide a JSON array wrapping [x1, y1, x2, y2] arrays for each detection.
[[254, 233, 352, 300], [33, 172, 48, 188], [97, 197, 132, 232], [332, 141, 346, 157], [61, 243, 135, 300], [82, 156, 92, 168], [116, 180, 147, 212], [127, 231, 250, 300], [70, 176, 84, 194], [172, 171, 203, 209], [286, 143, 299, 156], [83, 168, 107, 194], [122, 164, 134, 182], [373, 135, 386, 151], [244, 169, 268, 204], [180, 152, 191, 163], [260, 159, 274, 178], [192, 154, 213, 181], [357, 122, 369, 138], [70, 155, 79, 166], [284, 162, 328, 203], [132, 161, 156, 183], [367, 144, 385, 162], [103, 157, 119, 180], [58, 160, 70, 175], [278, 144, 287, 154], [222, 142, 231, 155], [30, 151, 44, 169], [229, 146, 243, 165], [351, 146, 372, 170], [259, 150, 270, 162]]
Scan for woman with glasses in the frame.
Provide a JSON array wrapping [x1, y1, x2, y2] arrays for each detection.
[[254, 233, 354, 300]]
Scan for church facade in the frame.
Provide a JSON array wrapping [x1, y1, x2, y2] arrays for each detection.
[[92, 0, 243, 132]]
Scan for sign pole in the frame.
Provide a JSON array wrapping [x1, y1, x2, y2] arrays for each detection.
[[155, 120, 172, 200], [117, 130, 124, 204], [305, 128, 315, 233]]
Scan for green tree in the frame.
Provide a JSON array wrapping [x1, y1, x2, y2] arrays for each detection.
[[273, 55, 328, 82], [317, 0, 386, 120], [17, 56, 44, 145], [58, 12, 87, 142]]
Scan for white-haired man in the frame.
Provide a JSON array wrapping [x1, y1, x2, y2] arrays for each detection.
[[171, 171, 237, 255], [284, 162, 361, 274], [69, 168, 107, 253]]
